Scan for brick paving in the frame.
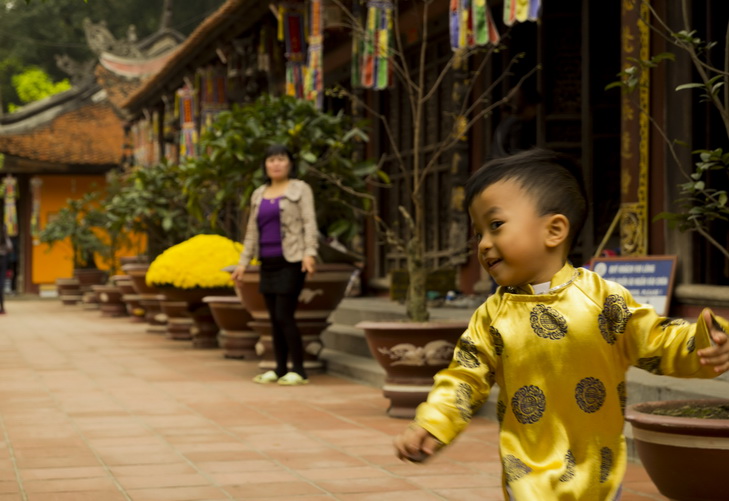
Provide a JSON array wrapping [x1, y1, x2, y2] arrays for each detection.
[[0, 299, 667, 500]]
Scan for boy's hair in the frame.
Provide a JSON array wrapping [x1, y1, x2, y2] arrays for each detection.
[[262, 144, 298, 183], [464, 148, 588, 248]]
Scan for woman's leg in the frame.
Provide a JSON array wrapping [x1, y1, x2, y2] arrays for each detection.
[[263, 293, 289, 377], [266, 292, 306, 379]]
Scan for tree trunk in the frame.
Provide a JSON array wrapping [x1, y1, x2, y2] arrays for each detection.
[[406, 236, 429, 322]]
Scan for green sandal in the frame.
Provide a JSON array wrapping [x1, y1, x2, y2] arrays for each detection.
[[277, 372, 309, 386], [252, 370, 279, 384]]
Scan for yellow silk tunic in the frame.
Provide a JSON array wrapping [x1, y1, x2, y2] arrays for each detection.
[[415, 263, 727, 500]]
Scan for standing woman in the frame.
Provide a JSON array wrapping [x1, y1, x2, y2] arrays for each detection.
[[232, 144, 318, 385]]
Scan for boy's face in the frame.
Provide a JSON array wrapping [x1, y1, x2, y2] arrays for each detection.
[[468, 179, 559, 289]]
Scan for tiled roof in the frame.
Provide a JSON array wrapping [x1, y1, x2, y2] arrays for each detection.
[[122, 0, 263, 114], [94, 65, 147, 112], [0, 101, 123, 166]]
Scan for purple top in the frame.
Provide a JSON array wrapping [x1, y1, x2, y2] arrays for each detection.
[[257, 197, 284, 258]]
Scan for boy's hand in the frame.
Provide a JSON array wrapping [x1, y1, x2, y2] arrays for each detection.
[[698, 309, 729, 374], [394, 423, 443, 463]]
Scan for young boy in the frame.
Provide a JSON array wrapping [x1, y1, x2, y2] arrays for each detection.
[[394, 148, 729, 500]]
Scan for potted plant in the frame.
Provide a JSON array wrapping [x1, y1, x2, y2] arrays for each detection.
[[327, 0, 536, 417], [39, 191, 109, 302], [108, 161, 211, 331], [179, 93, 381, 371], [625, 399, 729, 501], [145, 234, 241, 349]]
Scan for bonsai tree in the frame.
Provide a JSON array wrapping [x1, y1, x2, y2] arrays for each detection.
[[39, 191, 106, 269], [179, 94, 380, 247], [330, 0, 537, 321]]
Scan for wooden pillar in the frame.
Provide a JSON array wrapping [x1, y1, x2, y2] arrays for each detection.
[[619, 0, 650, 256]]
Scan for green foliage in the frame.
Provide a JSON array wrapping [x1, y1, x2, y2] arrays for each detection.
[[105, 161, 212, 260], [179, 94, 380, 244], [9, 67, 70, 111], [39, 192, 106, 269]]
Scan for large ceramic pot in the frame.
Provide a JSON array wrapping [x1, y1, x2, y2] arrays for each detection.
[[204, 296, 257, 359], [356, 321, 468, 419], [121, 263, 167, 333], [56, 278, 82, 305], [625, 399, 729, 501], [91, 284, 127, 317], [236, 263, 357, 372], [159, 287, 236, 348]]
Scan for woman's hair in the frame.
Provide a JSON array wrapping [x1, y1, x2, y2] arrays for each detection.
[[464, 148, 588, 248], [262, 144, 297, 183]]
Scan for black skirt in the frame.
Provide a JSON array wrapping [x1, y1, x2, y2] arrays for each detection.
[[259, 256, 306, 295]]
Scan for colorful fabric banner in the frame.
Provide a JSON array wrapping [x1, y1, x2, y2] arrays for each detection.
[[358, 1, 393, 90], [304, 0, 323, 108], [449, 0, 500, 50], [177, 85, 198, 159], [278, 2, 307, 99], [3, 176, 18, 237], [503, 0, 541, 27], [199, 66, 229, 138]]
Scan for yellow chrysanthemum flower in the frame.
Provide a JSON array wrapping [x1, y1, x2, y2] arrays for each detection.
[[146, 234, 243, 289]]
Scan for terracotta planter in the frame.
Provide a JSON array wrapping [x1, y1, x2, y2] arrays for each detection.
[[73, 268, 108, 290], [158, 287, 236, 348], [625, 399, 729, 501], [356, 320, 467, 419], [160, 300, 193, 340], [91, 284, 127, 317], [121, 264, 167, 332], [204, 296, 257, 359], [56, 278, 82, 305], [236, 263, 357, 372]]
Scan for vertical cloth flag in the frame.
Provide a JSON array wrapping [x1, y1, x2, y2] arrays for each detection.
[[3, 176, 18, 237], [449, 0, 500, 50], [359, 1, 393, 90], [278, 2, 307, 99], [304, 0, 324, 108], [503, 0, 541, 26], [177, 85, 198, 159]]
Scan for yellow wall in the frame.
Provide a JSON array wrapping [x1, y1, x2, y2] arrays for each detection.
[[32, 175, 146, 285]]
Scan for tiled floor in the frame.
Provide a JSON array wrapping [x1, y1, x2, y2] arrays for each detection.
[[0, 299, 667, 500]]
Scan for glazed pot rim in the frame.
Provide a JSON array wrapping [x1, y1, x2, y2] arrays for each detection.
[[625, 399, 729, 435]]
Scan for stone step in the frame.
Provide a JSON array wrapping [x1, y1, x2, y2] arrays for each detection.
[[321, 323, 373, 359], [319, 348, 385, 388]]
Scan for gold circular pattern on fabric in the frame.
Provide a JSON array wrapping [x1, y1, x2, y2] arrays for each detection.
[[598, 294, 631, 345], [559, 450, 576, 482], [456, 335, 480, 368], [530, 304, 567, 340], [511, 385, 546, 424], [600, 447, 613, 484], [489, 326, 504, 355], [575, 377, 606, 414], [503, 455, 532, 484]]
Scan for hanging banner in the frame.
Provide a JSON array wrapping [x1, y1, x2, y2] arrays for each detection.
[[177, 85, 198, 159], [3, 176, 18, 237], [359, 0, 393, 90], [503, 0, 541, 27], [279, 2, 307, 99], [305, 0, 324, 108], [449, 0, 500, 50]]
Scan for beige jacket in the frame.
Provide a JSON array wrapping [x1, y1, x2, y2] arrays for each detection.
[[238, 179, 319, 265]]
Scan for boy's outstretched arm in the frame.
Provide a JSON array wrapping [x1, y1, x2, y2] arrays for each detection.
[[394, 423, 444, 463], [697, 309, 729, 374]]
